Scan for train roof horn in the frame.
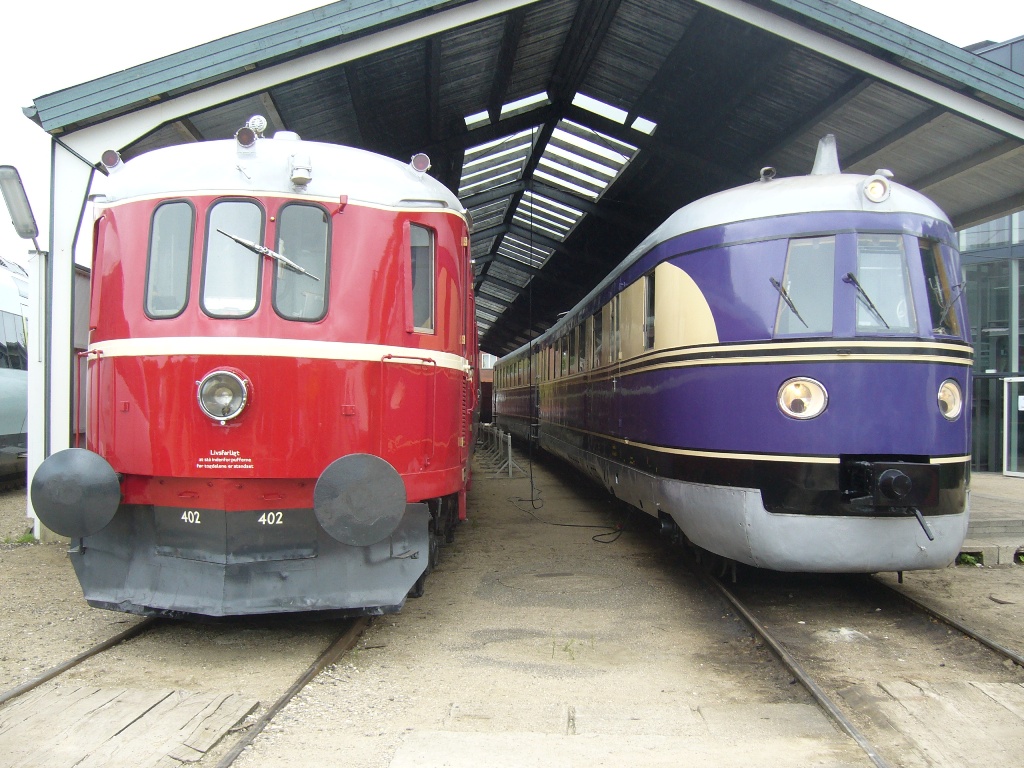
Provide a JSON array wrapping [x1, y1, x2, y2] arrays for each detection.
[[811, 134, 842, 176]]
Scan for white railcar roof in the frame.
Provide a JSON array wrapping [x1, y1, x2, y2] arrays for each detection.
[[629, 171, 951, 270], [97, 132, 464, 212]]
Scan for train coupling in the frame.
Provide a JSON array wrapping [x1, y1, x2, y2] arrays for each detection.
[[841, 459, 939, 510]]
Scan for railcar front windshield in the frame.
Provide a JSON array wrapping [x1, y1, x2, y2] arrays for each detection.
[[773, 236, 835, 335], [274, 203, 328, 321], [851, 234, 916, 333], [202, 201, 263, 318]]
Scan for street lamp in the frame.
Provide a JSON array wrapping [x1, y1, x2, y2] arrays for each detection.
[[0, 165, 42, 251]]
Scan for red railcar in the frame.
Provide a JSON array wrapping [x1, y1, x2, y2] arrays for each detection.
[[32, 118, 478, 617]]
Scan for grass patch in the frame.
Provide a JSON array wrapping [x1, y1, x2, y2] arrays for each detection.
[[2, 530, 35, 545]]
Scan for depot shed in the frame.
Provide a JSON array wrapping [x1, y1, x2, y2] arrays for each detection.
[[18, 0, 1024, 526]]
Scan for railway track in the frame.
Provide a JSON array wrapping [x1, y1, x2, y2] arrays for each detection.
[[0, 617, 161, 707], [0, 614, 368, 766], [699, 566, 1024, 768]]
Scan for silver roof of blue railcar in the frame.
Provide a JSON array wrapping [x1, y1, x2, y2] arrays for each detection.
[[95, 131, 465, 213], [501, 162, 953, 362]]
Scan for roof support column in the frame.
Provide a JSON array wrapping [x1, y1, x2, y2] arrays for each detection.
[[29, 140, 94, 539]]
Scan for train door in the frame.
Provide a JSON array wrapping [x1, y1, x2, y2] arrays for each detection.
[[1003, 377, 1024, 477]]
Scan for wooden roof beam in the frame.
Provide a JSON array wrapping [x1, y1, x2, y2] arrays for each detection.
[[487, 9, 527, 125]]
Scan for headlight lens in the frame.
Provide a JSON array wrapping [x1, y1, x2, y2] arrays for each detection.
[[198, 371, 248, 421], [937, 379, 963, 421], [778, 377, 828, 419], [862, 175, 891, 203]]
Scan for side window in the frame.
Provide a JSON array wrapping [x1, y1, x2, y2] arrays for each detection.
[[920, 239, 961, 336], [203, 200, 263, 318], [774, 236, 835, 336], [274, 203, 329, 321], [852, 234, 916, 333], [644, 271, 656, 350], [593, 310, 603, 368], [582, 317, 591, 372], [146, 201, 193, 318], [1, 311, 26, 371], [411, 224, 435, 332], [568, 326, 577, 373]]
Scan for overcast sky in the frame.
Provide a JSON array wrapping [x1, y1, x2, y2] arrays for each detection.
[[1, 0, 1021, 266]]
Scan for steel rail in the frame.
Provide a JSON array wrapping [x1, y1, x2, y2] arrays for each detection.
[[702, 573, 893, 768], [0, 617, 160, 707], [872, 576, 1024, 667], [215, 616, 369, 768]]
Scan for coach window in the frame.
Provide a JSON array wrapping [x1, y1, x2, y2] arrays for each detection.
[[852, 234, 915, 333], [774, 236, 835, 336], [146, 201, 193, 318], [582, 318, 591, 371], [593, 311, 603, 368], [920, 239, 960, 336], [203, 200, 263, 317], [644, 272, 656, 350], [274, 203, 328, 321], [410, 224, 435, 332]]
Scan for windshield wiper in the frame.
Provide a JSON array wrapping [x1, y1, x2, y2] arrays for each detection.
[[843, 272, 888, 329], [936, 281, 964, 333], [217, 229, 320, 281], [769, 276, 808, 328]]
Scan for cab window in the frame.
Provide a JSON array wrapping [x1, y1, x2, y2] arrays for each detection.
[[274, 203, 329, 321], [852, 234, 916, 333], [920, 239, 961, 336], [774, 236, 835, 336], [146, 201, 193, 318], [202, 200, 263, 318], [411, 224, 435, 332]]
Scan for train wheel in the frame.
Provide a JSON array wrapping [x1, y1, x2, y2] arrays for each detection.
[[409, 522, 442, 599]]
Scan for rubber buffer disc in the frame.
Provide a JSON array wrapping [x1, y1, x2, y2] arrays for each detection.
[[313, 454, 407, 546], [30, 448, 121, 538]]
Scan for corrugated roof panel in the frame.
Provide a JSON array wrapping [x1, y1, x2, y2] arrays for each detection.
[[458, 127, 538, 197], [476, 295, 509, 314], [488, 260, 534, 288], [580, 0, 697, 110], [31, 0, 454, 133], [469, 199, 512, 231], [438, 17, 507, 133], [928, 149, 1024, 223], [503, 0, 578, 103], [471, 236, 496, 260], [497, 233, 554, 268], [478, 281, 520, 302], [846, 112, 1005, 181]]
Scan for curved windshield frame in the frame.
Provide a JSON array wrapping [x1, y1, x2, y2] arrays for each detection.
[[273, 203, 329, 321], [852, 233, 916, 334], [145, 201, 194, 319], [202, 200, 264, 318]]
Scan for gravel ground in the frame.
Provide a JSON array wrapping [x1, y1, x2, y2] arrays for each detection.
[[1, 471, 1021, 767]]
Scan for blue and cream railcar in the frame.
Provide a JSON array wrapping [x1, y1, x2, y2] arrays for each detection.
[[493, 136, 971, 573]]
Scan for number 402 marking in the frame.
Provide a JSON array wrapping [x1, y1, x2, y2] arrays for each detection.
[[181, 510, 201, 524], [258, 512, 284, 525]]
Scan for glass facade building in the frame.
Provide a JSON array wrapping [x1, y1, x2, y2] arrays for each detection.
[[962, 214, 1024, 472], [959, 35, 1024, 474]]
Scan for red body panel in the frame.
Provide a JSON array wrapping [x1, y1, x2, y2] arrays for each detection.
[[88, 195, 476, 513]]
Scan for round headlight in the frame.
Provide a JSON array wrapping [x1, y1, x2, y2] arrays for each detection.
[[863, 175, 891, 203], [198, 371, 248, 421], [778, 377, 828, 420], [937, 379, 963, 421]]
